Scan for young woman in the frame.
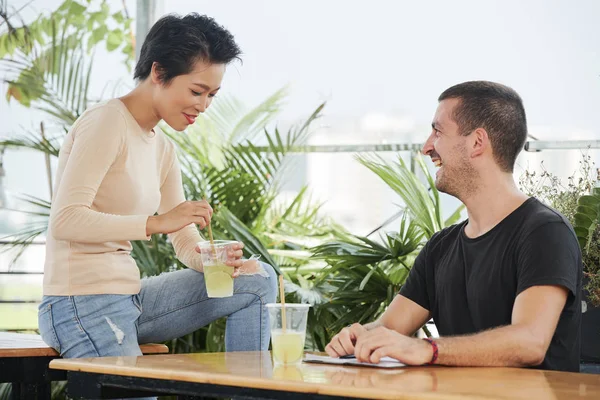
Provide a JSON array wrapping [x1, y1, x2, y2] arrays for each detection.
[[38, 13, 278, 362]]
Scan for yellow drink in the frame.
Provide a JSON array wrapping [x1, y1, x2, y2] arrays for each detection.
[[204, 263, 234, 298], [271, 330, 305, 364]]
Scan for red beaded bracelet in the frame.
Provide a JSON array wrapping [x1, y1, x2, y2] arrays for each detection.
[[422, 338, 438, 365]]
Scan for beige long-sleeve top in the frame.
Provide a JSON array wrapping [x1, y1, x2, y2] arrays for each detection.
[[43, 99, 203, 295]]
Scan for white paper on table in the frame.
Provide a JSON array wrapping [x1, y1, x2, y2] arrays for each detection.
[[302, 354, 406, 368]]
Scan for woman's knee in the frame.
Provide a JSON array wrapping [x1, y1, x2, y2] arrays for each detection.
[[233, 261, 278, 302], [260, 261, 277, 280], [257, 262, 278, 303]]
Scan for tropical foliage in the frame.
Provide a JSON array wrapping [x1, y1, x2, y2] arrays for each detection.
[[308, 154, 464, 343], [0, 0, 133, 259], [520, 154, 600, 306]]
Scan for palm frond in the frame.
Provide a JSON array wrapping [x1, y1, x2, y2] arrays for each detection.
[[0, 194, 50, 265], [0, 221, 47, 267], [203, 166, 267, 223], [385, 212, 424, 257], [131, 235, 177, 277], [283, 275, 331, 306], [213, 206, 280, 274], [357, 153, 442, 238], [224, 103, 324, 194], [228, 86, 289, 143], [0, 129, 61, 157], [257, 186, 334, 241], [164, 86, 289, 169], [444, 203, 466, 226], [0, 382, 12, 400], [3, 16, 92, 125]]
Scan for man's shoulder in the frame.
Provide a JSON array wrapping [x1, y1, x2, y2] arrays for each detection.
[[425, 222, 466, 252], [518, 198, 576, 238]]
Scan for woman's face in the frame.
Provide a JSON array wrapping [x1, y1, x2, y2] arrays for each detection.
[[151, 60, 225, 131]]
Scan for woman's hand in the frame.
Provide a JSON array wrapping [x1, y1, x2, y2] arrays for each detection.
[[146, 200, 213, 235], [195, 241, 246, 277]]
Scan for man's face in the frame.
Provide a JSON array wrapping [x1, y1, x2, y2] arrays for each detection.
[[421, 98, 477, 198]]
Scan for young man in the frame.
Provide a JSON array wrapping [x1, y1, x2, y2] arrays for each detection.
[[326, 81, 582, 372]]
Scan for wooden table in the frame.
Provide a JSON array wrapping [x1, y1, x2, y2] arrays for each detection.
[[50, 351, 600, 399], [0, 332, 168, 400]]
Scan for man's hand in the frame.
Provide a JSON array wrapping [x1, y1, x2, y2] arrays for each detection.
[[354, 326, 432, 365], [325, 323, 367, 357]]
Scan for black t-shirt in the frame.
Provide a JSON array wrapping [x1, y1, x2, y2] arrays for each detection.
[[400, 197, 582, 372]]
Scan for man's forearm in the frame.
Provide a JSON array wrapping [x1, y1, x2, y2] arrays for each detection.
[[434, 324, 546, 367]]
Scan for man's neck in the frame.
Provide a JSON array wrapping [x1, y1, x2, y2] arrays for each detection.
[[462, 174, 529, 238]]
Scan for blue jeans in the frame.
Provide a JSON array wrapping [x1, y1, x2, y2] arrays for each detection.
[[38, 262, 278, 359]]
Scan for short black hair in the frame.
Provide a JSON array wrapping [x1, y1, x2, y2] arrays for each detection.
[[134, 13, 241, 84], [438, 81, 527, 173]]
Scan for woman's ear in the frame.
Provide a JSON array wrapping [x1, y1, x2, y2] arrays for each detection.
[[150, 62, 162, 85]]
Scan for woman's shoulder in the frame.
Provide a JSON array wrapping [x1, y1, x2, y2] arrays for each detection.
[[71, 99, 128, 134], [83, 99, 127, 119]]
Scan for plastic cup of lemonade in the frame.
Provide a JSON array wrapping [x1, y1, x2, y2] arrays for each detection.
[[266, 303, 310, 365], [198, 240, 238, 298]]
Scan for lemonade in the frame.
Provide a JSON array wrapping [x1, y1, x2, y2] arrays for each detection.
[[198, 240, 238, 298], [266, 304, 310, 365], [271, 330, 305, 364], [203, 263, 234, 298]]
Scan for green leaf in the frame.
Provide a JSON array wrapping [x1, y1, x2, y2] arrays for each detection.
[[101, 2, 110, 17], [122, 43, 133, 58], [574, 227, 590, 240], [106, 29, 123, 51], [89, 25, 108, 50], [88, 11, 103, 25], [576, 204, 598, 219], [0, 34, 7, 58], [4, 34, 17, 56], [112, 11, 125, 24], [444, 204, 466, 227], [213, 207, 281, 275], [87, 18, 95, 31], [389, 265, 410, 286], [359, 266, 378, 291], [574, 212, 594, 230], [57, 0, 71, 12], [578, 195, 600, 209], [357, 153, 442, 238], [68, 1, 87, 16], [229, 86, 288, 142], [14, 27, 26, 44], [71, 13, 86, 27]]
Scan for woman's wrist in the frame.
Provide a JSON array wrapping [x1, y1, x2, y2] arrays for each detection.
[[146, 215, 162, 236]]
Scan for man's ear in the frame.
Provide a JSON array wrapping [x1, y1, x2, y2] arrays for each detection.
[[470, 128, 489, 159]]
